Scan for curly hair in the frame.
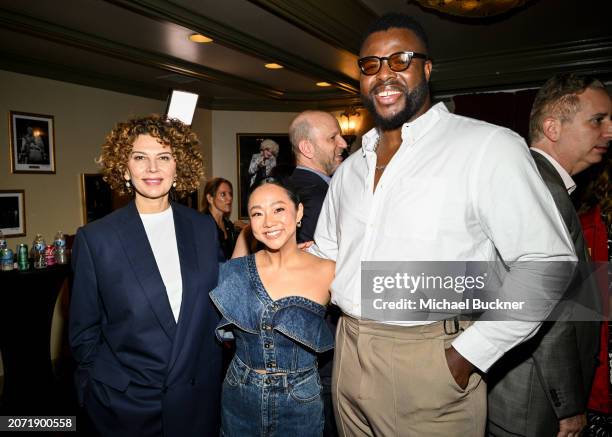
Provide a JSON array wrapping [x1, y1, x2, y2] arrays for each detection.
[[97, 115, 204, 197], [202, 177, 233, 214], [260, 139, 280, 157]]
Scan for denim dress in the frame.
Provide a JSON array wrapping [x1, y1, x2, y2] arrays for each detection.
[[210, 255, 334, 437]]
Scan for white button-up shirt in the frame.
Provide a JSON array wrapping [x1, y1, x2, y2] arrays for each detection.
[[313, 103, 577, 371]]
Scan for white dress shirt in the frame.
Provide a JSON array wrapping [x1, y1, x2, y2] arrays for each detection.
[[312, 102, 577, 371]]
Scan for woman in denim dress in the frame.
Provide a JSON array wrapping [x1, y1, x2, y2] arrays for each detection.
[[210, 178, 335, 436]]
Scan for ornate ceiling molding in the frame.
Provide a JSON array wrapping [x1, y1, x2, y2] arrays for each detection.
[[432, 37, 612, 94], [247, 0, 375, 54], [105, 0, 360, 93]]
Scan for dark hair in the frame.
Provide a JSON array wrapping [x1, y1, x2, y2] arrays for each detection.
[[361, 13, 430, 55], [202, 177, 233, 214], [529, 73, 606, 144], [249, 177, 301, 209]]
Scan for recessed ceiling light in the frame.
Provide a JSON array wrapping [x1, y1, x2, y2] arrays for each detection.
[[189, 33, 213, 43], [316, 82, 332, 87], [265, 63, 284, 69]]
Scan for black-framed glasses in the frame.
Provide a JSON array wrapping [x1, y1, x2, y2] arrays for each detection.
[[358, 51, 428, 75]]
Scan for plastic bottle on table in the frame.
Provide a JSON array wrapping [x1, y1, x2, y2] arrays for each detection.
[[54, 231, 68, 265], [31, 233, 47, 269]]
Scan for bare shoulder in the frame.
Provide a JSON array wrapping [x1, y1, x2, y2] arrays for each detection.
[[319, 258, 335, 279], [302, 252, 335, 275], [293, 252, 335, 305]]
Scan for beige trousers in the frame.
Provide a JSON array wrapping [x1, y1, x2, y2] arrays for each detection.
[[332, 315, 486, 437]]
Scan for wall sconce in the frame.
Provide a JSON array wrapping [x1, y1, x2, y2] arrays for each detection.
[[165, 89, 199, 125], [340, 107, 360, 145]]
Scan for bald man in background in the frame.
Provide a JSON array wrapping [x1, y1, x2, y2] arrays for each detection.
[[288, 110, 348, 436]]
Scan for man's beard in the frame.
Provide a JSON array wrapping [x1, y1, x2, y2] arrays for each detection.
[[362, 78, 429, 132], [315, 150, 337, 176]]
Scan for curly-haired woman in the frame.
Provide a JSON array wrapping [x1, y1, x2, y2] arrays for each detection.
[[69, 115, 222, 437]]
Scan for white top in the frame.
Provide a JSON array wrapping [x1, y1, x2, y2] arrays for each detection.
[[530, 147, 576, 194], [312, 102, 577, 372], [140, 207, 183, 322]]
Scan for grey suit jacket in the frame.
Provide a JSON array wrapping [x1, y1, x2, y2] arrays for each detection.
[[487, 151, 600, 437]]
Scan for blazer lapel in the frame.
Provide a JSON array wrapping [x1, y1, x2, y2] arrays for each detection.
[[116, 201, 177, 341], [167, 205, 199, 372]]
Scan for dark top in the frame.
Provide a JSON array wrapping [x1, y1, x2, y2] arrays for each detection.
[[210, 255, 334, 373], [287, 168, 329, 243], [208, 214, 238, 260]]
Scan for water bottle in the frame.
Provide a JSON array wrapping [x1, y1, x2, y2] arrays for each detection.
[[1, 248, 14, 271], [32, 233, 47, 269], [54, 231, 68, 265], [0, 231, 13, 271]]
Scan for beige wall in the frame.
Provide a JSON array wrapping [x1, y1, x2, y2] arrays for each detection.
[[0, 70, 215, 380], [210, 110, 299, 221], [0, 70, 213, 248], [0, 70, 302, 383]]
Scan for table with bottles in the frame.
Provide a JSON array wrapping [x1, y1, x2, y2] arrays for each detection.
[[0, 231, 71, 413]]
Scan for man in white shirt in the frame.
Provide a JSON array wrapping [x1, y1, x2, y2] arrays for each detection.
[[312, 13, 577, 436], [488, 74, 612, 437]]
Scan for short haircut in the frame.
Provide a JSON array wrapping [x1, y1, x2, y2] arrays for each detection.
[[202, 177, 232, 214], [529, 73, 606, 144], [361, 13, 430, 55], [260, 138, 280, 156], [288, 110, 321, 155]]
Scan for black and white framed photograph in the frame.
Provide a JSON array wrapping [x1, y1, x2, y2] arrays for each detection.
[[236, 133, 294, 219], [81, 174, 132, 224], [0, 190, 26, 237], [9, 111, 56, 174]]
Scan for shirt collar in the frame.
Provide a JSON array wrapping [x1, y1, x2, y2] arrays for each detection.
[[361, 102, 446, 157], [295, 165, 331, 184], [530, 147, 576, 194]]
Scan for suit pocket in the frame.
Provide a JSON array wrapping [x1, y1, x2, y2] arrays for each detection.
[[90, 358, 131, 392]]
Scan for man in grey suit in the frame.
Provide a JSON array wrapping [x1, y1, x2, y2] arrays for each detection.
[[488, 73, 612, 437]]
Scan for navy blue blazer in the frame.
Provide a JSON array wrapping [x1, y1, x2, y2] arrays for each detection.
[[69, 201, 222, 437]]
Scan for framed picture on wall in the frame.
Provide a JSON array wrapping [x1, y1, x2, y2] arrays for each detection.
[[81, 174, 113, 224], [0, 190, 26, 237], [236, 133, 294, 219], [80, 174, 131, 224], [175, 190, 199, 210], [9, 111, 56, 174]]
